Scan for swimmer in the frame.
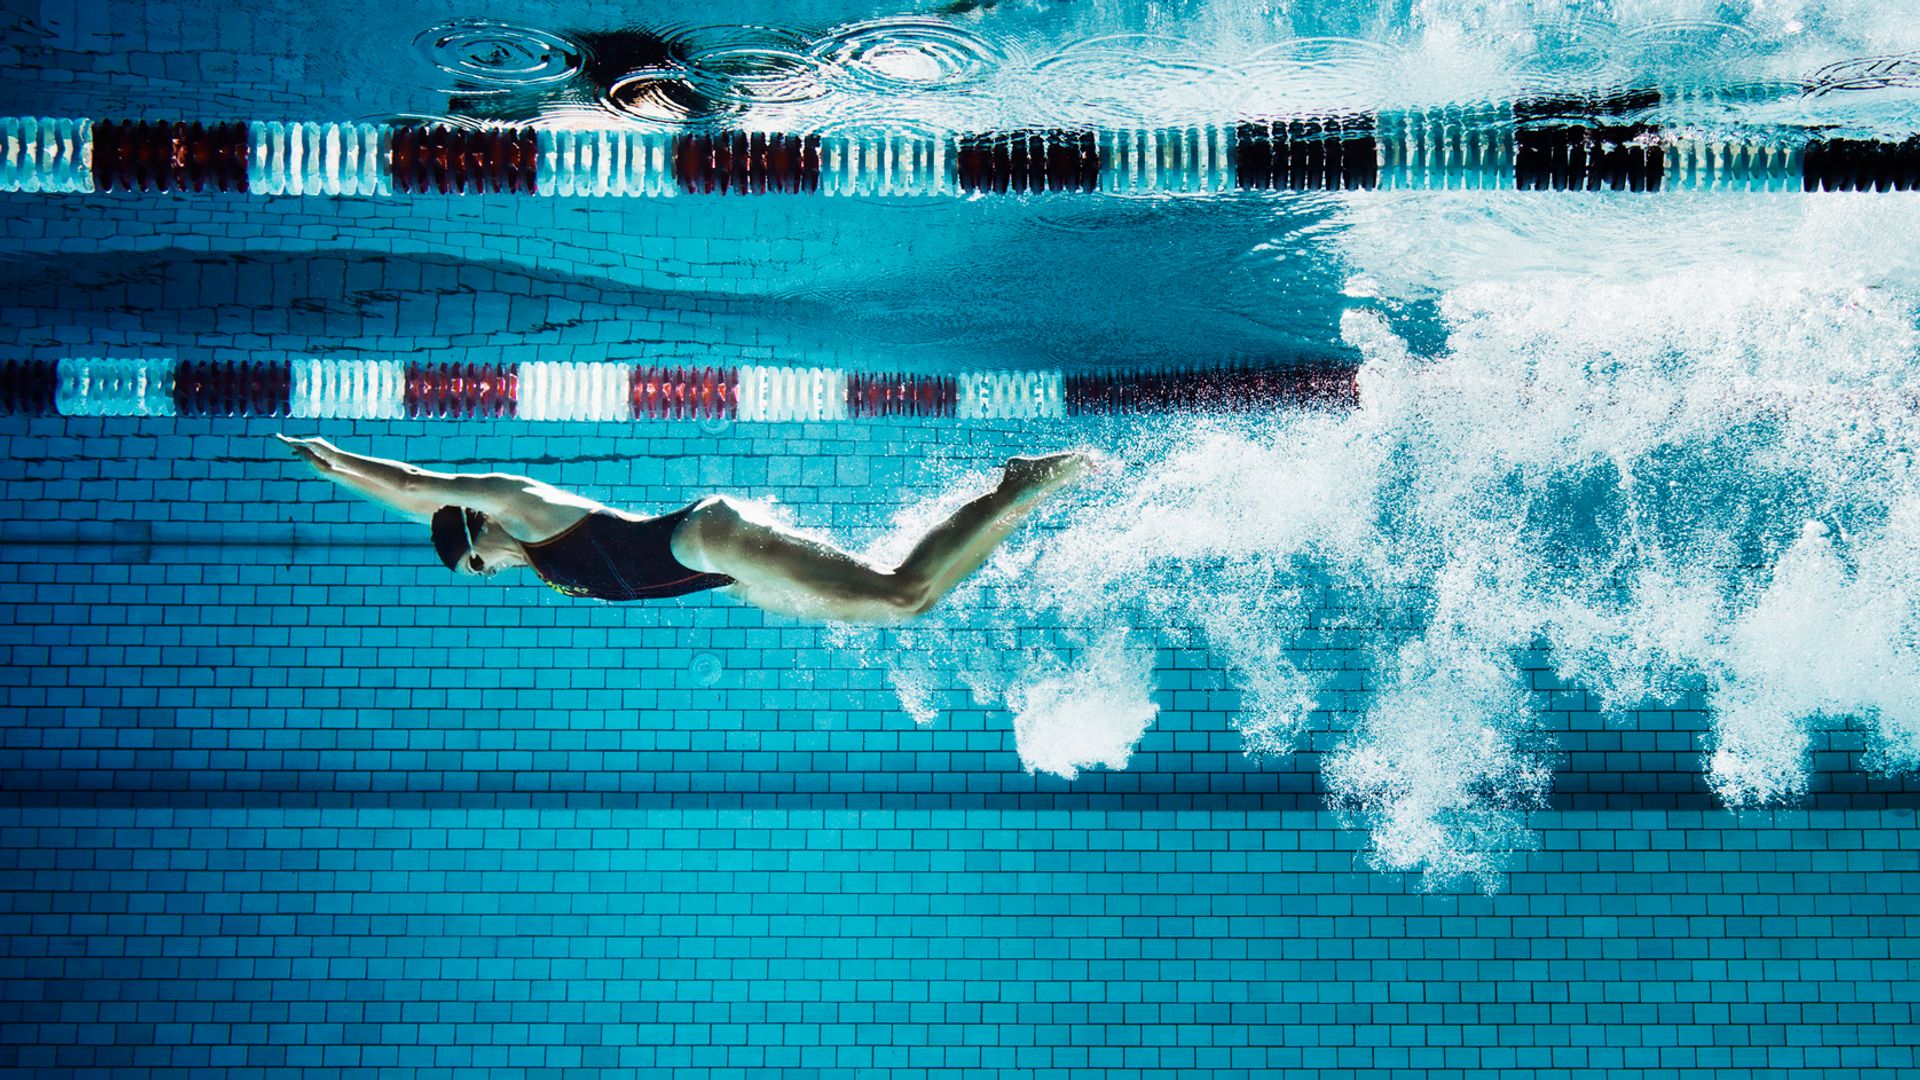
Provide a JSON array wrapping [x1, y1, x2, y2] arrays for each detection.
[[276, 435, 1089, 623]]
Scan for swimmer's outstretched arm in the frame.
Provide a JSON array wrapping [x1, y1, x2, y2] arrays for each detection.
[[275, 435, 568, 526]]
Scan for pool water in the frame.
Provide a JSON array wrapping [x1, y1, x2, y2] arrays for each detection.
[[3, 1, 1919, 1077]]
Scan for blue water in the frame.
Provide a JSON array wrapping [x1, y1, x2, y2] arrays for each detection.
[[5, 1, 1920, 1077]]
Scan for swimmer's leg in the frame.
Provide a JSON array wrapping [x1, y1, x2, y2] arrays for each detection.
[[672, 452, 1089, 623], [892, 452, 1090, 606]]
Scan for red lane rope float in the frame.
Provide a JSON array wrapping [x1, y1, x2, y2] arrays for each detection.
[[955, 130, 1102, 194], [405, 362, 518, 418], [1063, 363, 1359, 415], [845, 372, 958, 418], [630, 365, 737, 420], [172, 359, 293, 417], [93, 120, 250, 193], [0, 359, 60, 415], [673, 132, 823, 195], [502, 127, 538, 194], [388, 126, 538, 195], [390, 125, 421, 193]]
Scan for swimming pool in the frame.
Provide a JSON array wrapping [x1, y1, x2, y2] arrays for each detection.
[[3, 1, 1919, 1077]]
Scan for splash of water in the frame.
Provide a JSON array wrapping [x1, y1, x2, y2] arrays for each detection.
[[762, 0, 1920, 887], [1321, 637, 1551, 891], [1007, 630, 1159, 780], [844, 214, 1920, 890]]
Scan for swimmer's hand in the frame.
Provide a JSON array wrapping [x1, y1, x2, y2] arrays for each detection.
[[275, 433, 339, 472]]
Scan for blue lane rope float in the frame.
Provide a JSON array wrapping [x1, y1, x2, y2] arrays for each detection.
[[4, 95, 1917, 195], [0, 357, 1356, 420]]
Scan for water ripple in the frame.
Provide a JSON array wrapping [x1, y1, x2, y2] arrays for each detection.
[[1235, 36, 1404, 117], [415, 20, 585, 89], [812, 16, 1006, 92], [396, 16, 1920, 141], [668, 25, 828, 107], [1511, 17, 1630, 85], [605, 69, 708, 124], [1032, 34, 1242, 126], [1807, 52, 1920, 96], [1625, 18, 1758, 60]]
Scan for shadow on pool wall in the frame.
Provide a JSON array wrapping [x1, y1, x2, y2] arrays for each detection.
[[0, 188, 1361, 375]]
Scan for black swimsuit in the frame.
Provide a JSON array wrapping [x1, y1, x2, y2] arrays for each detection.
[[522, 505, 734, 601]]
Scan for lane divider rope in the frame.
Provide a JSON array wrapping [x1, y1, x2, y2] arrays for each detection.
[[6, 95, 1920, 196], [0, 357, 1356, 419]]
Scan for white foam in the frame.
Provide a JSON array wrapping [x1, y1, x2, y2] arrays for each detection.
[[1322, 638, 1550, 891], [1007, 632, 1159, 780], [1712, 517, 1920, 805], [849, 244, 1920, 887]]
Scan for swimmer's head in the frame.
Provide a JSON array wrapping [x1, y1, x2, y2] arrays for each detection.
[[431, 506, 523, 577], [431, 506, 482, 572]]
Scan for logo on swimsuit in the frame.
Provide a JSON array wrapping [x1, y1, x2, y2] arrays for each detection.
[[540, 577, 595, 599]]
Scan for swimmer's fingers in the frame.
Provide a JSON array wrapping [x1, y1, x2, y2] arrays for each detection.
[[276, 434, 342, 458], [275, 435, 331, 471], [1075, 448, 1120, 477]]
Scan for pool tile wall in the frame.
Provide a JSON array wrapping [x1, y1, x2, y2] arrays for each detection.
[[0, 415, 1916, 1079]]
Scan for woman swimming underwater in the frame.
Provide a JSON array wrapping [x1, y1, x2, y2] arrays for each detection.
[[277, 435, 1089, 623]]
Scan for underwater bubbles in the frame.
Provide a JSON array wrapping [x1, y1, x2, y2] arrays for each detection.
[[772, 283, 979, 349], [858, 244, 1920, 890], [1008, 631, 1158, 781], [689, 652, 726, 687], [414, 20, 585, 89]]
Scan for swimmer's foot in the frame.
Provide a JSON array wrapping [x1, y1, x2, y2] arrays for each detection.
[[998, 451, 1093, 506]]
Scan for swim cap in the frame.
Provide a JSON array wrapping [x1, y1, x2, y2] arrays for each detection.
[[430, 506, 483, 570]]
